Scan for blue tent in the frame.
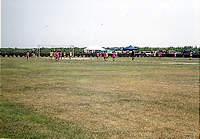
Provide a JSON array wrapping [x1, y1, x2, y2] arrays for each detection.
[[123, 45, 139, 51]]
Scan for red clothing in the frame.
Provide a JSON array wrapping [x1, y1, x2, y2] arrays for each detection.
[[112, 52, 116, 58], [59, 52, 62, 57], [174, 52, 176, 57], [159, 52, 162, 57], [26, 52, 29, 57], [55, 52, 59, 58], [104, 52, 106, 57]]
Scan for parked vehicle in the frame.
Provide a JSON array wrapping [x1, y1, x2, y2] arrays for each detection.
[[182, 50, 198, 57], [167, 50, 176, 54], [142, 51, 152, 57], [182, 50, 196, 55]]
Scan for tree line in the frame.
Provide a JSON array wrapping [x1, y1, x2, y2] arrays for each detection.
[[0, 46, 199, 53]]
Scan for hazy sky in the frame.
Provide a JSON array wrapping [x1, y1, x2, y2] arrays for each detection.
[[1, 0, 200, 48]]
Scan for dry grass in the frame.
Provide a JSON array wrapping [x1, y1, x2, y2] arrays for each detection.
[[1, 57, 199, 138]]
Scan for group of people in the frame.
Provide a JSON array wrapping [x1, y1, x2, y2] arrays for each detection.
[[96, 50, 189, 61], [96, 51, 116, 61], [155, 51, 177, 60], [153, 51, 193, 60], [26, 49, 193, 61], [50, 50, 72, 61]]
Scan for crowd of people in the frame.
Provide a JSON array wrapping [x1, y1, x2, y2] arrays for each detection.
[[25, 50, 193, 61], [49, 50, 73, 61], [47, 50, 117, 61]]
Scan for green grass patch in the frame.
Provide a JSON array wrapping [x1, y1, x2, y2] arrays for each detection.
[[0, 100, 93, 138]]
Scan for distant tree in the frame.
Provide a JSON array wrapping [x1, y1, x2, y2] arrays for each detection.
[[0, 46, 198, 54]]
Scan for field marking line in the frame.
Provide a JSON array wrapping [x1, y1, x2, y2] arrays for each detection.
[[162, 63, 198, 65]]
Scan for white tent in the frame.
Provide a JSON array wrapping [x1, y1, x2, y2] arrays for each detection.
[[84, 45, 105, 53]]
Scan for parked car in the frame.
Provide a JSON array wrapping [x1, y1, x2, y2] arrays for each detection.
[[142, 51, 152, 57], [182, 50, 196, 56], [182, 50, 199, 57]]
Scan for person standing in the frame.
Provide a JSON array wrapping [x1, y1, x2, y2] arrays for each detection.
[[153, 51, 156, 58], [69, 50, 72, 59], [26, 51, 29, 60], [63, 50, 66, 58], [104, 51, 106, 61], [112, 51, 116, 61], [106, 51, 108, 61], [55, 50, 59, 61], [159, 51, 162, 59], [174, 51, 176, 60], [50, 50, 53, 60], [96, 51, 99, 59], [59, 51, 62, 59], [131, 50, 135, 60], [182, 50, 185, 58], [189, 50, 193, 60]]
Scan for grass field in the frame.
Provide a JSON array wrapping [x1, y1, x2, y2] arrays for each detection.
[[1, 56, 199, 138]]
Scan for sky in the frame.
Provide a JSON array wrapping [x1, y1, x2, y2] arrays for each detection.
[[1, 0, 200, 48]]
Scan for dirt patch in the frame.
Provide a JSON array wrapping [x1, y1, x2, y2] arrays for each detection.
[[63, 58, 93, 60]]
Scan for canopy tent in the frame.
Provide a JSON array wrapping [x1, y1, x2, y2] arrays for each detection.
[[101, 49, 113, 53], [84, 45, 105, 53], [123, 45, 139, 51]]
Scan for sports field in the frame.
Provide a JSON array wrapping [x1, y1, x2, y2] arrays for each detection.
[[1, 56, 199, 138]]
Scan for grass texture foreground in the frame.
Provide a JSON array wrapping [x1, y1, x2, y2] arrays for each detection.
[[1, 57, 199, 138]]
